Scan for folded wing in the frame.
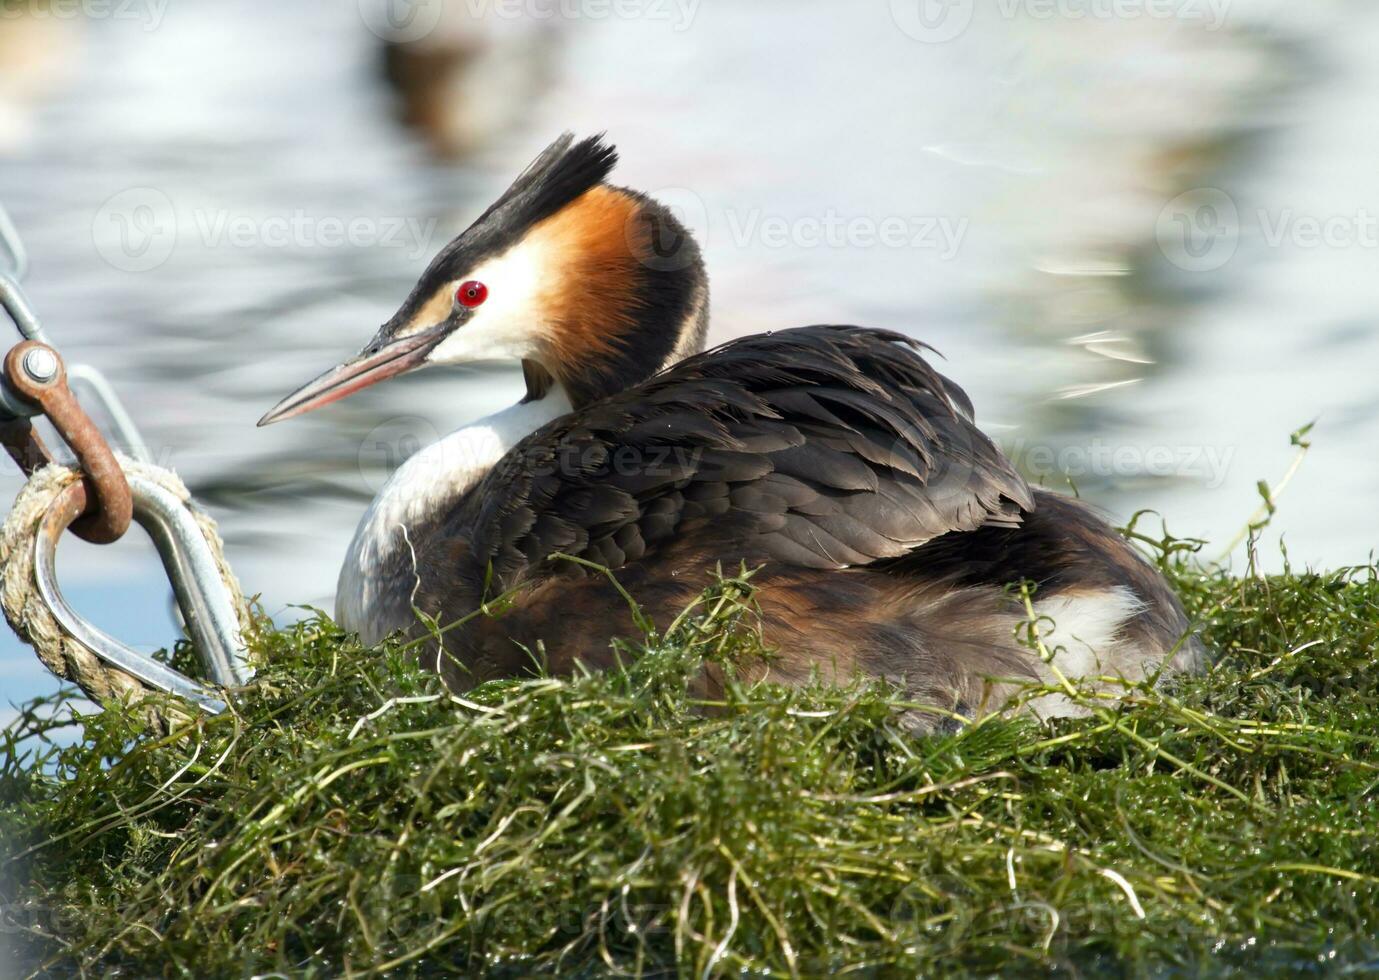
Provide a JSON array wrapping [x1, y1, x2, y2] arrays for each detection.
[[444, 325, 1034, 590]]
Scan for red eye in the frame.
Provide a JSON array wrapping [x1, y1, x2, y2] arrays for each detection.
[[455, 280, 488, 308]]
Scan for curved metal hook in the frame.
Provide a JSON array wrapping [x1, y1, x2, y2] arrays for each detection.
[[34, 476, 254, 715]]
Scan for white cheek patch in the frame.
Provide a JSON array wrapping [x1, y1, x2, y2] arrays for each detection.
[[428, 235, 556, 365]]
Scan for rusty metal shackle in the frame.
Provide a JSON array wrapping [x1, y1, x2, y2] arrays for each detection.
[[3, 341, 133, 543]]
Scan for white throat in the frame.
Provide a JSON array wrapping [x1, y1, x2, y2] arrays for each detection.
[[336, 388, 573, 641]]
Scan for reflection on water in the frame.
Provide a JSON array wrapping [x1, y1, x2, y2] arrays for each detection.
[[2, 0, 1377, 708]]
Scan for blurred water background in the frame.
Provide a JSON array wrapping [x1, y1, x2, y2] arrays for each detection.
[[2, 0, 1377, 719]]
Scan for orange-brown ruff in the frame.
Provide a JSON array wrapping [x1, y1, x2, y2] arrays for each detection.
[[260, 134, 1203, 732]]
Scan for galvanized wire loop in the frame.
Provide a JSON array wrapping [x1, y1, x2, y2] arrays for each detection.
[[2, 460, 255, 718]]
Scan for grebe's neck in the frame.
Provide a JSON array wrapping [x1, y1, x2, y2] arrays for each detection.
[[336, 387, 574, 642]]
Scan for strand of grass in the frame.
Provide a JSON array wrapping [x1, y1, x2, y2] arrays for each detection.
[[550, 552, 653, 634], [1216, 422, 1314, 562], [1015, 581, 1080, 699]]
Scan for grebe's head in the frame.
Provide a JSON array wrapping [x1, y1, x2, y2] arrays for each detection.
[[259, 133, 708, 426]]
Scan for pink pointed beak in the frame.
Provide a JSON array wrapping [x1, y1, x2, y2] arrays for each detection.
[[257, 325, 447, 426]]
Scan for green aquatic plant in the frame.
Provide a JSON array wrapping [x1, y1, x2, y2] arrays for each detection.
[[2, 524, 1378, 976]]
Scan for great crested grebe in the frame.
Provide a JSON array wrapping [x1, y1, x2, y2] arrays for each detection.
[[260, 134, 1203, 728]]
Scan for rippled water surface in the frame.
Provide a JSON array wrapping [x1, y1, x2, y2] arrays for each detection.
[[2, 0, 1377, 711]]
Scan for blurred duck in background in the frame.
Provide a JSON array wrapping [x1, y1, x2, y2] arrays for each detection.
[[375, 0, 560, 158]]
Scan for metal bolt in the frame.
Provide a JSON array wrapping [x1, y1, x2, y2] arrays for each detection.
[[22, 347, 59, 384]]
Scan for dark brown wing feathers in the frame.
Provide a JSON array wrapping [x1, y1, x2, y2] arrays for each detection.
[[430, 326, 1032, 603], [438, 326, 1032, 600]]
